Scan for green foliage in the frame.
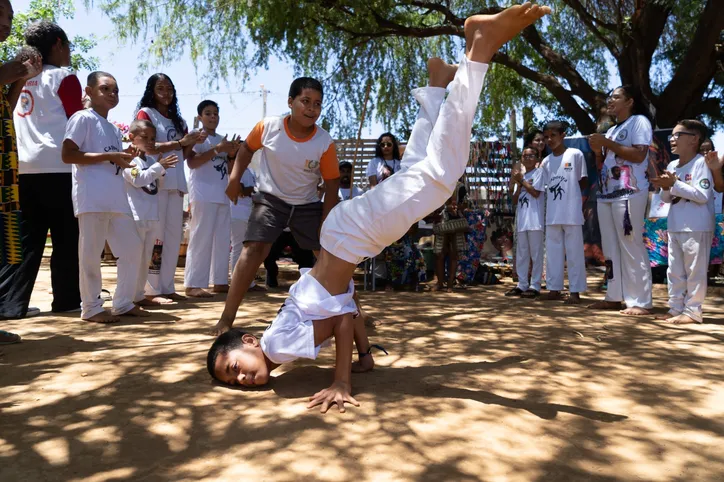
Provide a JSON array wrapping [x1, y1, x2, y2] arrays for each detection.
[[0, 0, 98, 71]]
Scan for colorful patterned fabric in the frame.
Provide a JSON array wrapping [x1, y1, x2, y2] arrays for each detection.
[[456, 210, 487, 283], [384, 234, 427, 286], [644, 214, 724, 267], [0, 89, 21, 265]]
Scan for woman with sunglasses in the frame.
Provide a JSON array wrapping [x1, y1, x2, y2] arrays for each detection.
[[587, 86, 654, 316], [367, 132, 402, 188]]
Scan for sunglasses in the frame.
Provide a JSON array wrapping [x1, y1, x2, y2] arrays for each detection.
[[380, 142, 393, 148]]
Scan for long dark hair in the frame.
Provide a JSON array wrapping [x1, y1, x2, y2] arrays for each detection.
[[615, 85, 653, 124], [374, 132, 401, 160], [136, 73, 186, 133], [523, 128, 543, 149]]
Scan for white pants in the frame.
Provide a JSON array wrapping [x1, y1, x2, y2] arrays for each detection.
[[545, 224, 587, 293], [184, 201, 231, 288], [667, 231, 712, 322], [230, 218, 257, 287], [78, 213, 142, 318], [516, 230, 544, 292], [597, 196, 652, 308], [135, 221, 158, 303], [321, 57, 488, 263], [146, 189, 184, 295]]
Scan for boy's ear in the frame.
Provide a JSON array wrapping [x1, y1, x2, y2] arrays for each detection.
[[287, 96, 293, 109], [241, 333, 259, 347], [84, 85, 92, 98]]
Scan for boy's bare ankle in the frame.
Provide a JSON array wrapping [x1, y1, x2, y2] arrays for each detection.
[[427, 58, 458, 88]]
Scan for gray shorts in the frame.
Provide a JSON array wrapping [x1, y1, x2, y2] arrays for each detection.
[[245, 192, 322, 251]]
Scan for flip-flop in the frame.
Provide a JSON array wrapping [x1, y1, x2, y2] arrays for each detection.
[[100, 289, 112, 302], [0, 330, 21, 345]]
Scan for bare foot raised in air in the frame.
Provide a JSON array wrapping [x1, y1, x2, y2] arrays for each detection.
[[122, 305, 151, 317], [565, 293, 582, 305], [352, 353, 375, 373], [620, 307, 650, 316], [83, 310, 120, 324], [185, 288, 214, 298], [666, 314, 700, 325], [427, 57, 458, 88], [587, 300, 622, 310], [465, 3, 551, 64]]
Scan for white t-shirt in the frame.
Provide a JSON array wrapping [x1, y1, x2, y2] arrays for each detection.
[[661, 155, 714, 232], [15, 66, 83, 174], [188, 133, 229, 204], [599, 115, 652, 203], [137, 107, 188, 193], [535, 148, 587, 226], [339, 185, 363, 201], [230, 168, 257, 221], [122, 156, 166, 221], [260, 268, 357, 364], [366, 157, 401, 184], [65, 109, 131, 216], [246, 116, 338, 205], [516, 169, 545, 232]]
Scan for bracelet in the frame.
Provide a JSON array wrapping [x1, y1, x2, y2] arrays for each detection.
[[177, 140, 183, 149]]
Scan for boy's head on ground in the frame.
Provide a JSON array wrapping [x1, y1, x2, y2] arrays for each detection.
[[521, 147, 539, 171], [24, 21, 70, 67], [85, 72, 118, 112], [129, 119, 156, 153], [0, 0, 13, 43], [287, 77, 323, 129], [197, 100, 219, 132], [670, 119, 708, 157], [339, 161, 352, 187], [207, 329, 271, 387], [543, 121, 566, 152], [376, 132, 401, 160], [700, 138, 714, 156]]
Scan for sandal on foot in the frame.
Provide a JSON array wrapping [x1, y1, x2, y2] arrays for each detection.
[[505, 287, 524, 297], [360, 344, 389, 357], [521, 289, 540, 298], [100, 289, 112, 302]]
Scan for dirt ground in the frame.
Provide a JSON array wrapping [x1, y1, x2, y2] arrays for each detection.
[[1, 261, 724, 482]]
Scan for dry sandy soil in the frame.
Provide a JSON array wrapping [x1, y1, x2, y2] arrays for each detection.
[[1, 261, 724, 482]]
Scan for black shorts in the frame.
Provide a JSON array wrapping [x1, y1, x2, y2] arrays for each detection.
[[245, 192, 323, 251]]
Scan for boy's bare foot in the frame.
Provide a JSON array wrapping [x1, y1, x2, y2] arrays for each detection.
[[122, 305, 151, 317], [667, 314, 700, 325], [431, 283, 445, 292], [145, 295, 176, 305], [164, 292, 187, 301], [83, 311, 120, 324], [352, 353, 375, 373], [185, 288, 214, 298], [210, 316, 234, 336], [620, 307, 650, 316], [427, 57, 458, 88], [565, 293, 582, 305], [588, 300, 622, 310], [465, 2, 551, 64], [212, 285, 229, 293], [541, 291, 564, 301], [655, 311, 678, 320]]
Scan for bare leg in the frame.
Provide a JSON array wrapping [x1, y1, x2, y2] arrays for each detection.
[[447, 243, 458, 293], [351, 314, 375, 373], [434, 247, 446, 291], [210, 241, 272, 336], [353, 290, 382, 327]]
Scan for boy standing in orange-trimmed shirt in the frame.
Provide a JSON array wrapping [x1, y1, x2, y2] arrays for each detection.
[[211, 77, 340, 335]]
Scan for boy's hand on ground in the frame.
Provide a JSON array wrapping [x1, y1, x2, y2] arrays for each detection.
[[159, 154, 179, 169], [307, 381, 359, 414]]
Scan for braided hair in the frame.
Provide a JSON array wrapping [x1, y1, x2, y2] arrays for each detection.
[[136, 73, 186, 134]]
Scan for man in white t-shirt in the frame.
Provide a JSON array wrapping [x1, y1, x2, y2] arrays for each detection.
[[535, 121, 588, 304], [61, 72, 148, 323], [652, 120, 715, 325], [338, 161, 364, 200], [184, 100, 240, 297]]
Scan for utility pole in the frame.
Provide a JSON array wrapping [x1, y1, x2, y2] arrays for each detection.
[[261, 84, 268, 119]]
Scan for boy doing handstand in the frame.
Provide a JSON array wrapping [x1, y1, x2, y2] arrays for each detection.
[[207, 3, 551, 413]]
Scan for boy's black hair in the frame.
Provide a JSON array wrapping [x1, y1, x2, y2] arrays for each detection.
[[87, 71, 115, 88], [14, 45, 40, 63], [136, 73, 185, 135], [374, 132, 402, 160], [613, 85, 654, 124], [288, 77, 323, 100], [543, 121, 567, 134], [24, 21, 68, 64], [339, 161, 353, 169], [522, 146, 540, 159], [206, 328, 252, 382], [129, 119, 156, 136], [197, 99, 219, 116], [523, 128, 543, 149], [676, 119, 709, 148]]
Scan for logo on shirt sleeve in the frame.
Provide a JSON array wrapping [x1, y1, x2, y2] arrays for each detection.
[[700, 179, 711, 189], [17, 90, 34, 117]]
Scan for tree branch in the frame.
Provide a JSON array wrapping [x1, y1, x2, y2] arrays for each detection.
[[560, 0, 620, 57]]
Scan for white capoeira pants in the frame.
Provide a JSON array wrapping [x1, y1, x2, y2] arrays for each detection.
[[321, 56, 488, 263], [78, 213, 142, 318], [146, 189, 184, 295], [667, 231, 712, 322], [135, 221, 157, 303], [597, 195, 652, 308], [184, 201, 231, 288], [545, 224, 587, 293], [516, 230, 544, 292]]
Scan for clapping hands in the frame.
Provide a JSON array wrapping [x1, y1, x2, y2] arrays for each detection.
[[651, 171, 676, 190]]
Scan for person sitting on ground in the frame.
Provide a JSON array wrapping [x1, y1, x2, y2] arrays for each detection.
[[366, 132, 402, 187], [207, 3, 551, 413]]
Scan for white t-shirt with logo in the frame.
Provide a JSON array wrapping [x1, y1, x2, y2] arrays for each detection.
[[661, 155, 714, 233], [535, 148, 587, 226], [599, 115, 652, 203], [15, 66, 83, 174], [65, 109, 131, 216], [246, 116, 339, 205], [516, 169, 545, 232], [122, 156, 166, 221], [137, 107, 188, 193], [366, 157, 401, 184], [188, 133, 229, 204], [230, 168, 257, 221], [339, 185, 364, 201]]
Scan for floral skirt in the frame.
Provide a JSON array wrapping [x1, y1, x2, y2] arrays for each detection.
[[384, 235, 427, 286], [644, 214, 724, 266]]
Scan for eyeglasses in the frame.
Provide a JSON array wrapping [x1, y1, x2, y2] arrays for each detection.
[[668, 132, 696, 141], [380, 142, 393, 148], [522, 154, 538, 159]]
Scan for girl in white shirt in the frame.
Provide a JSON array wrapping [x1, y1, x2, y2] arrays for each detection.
[[366, 132, 402, 187]]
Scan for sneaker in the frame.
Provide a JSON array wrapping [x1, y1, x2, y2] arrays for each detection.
[[26, 307, 41, 318]]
